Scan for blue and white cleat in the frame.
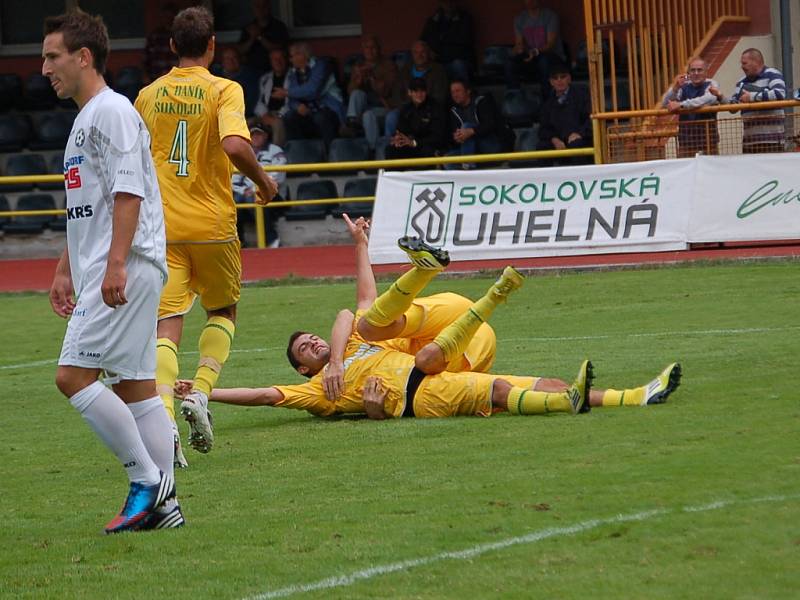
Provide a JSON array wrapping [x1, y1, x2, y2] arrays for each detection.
[[140, 499, 186, 530], [104, 471, 176, 534]]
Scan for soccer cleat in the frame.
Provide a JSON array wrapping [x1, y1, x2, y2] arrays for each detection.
[[490, 266, 524, 300], [567, 359, 593, 415], [104, 471, 176, 534], [397, 236, 450, 270], [181, 391, 214, 454], [643, 363, 682, 405], [139, 499, 186, 530], [173, 424, 188, 469]]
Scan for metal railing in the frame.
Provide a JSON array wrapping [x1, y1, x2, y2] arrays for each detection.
[[0, 147, 595, 249], [594, 100, 800, 163]]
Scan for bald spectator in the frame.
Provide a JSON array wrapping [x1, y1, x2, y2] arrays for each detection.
[[344, 34, 405, 150], [280, 42, 345, 148], [386, 40, 449, 137], [505, 0, 566, 99], [421, 1, 476, 82], [237, 0, 290, 72], [661, 57, 721, 157], [728, 48, 787, 154]]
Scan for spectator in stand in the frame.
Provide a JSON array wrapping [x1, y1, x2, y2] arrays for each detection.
[[343, 34, 405, 151], [252, 47, 290, 146], [728, 48, 787, 154], [280, 42, 345, 148], [233, 125, 286, 247], [505, 0, 566, 99], [237, 0, 289, 73], [385, 77, 447, 160], [420, 1, 476, 82], [387, 40, 449, 137], [535, 61, 592, 166], [220, 46, 261, 118], [446, 79, 515, 169], [661, 57, 721, 157], [143, 3, 178, 83]]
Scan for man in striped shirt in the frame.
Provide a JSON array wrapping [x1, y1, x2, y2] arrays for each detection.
[[729, 48, 786, 153]]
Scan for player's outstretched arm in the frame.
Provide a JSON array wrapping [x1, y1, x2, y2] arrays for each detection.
[[175, 379, 283, 407], [222, 134, 278, 205], [342, 214, 377, 309], [50, 248, 75, 318], [323, 309, 355, 400]]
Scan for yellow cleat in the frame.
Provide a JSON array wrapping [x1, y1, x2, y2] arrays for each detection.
[[491, 266, 524, 300], [643, 363, 682, 405], [568, 359, 593, 414]]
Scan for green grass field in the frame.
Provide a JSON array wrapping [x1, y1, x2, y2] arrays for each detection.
[[1, 260, 798, 599]]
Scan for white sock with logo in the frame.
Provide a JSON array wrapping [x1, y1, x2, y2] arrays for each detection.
[[69, 381, 160, 485], [127, 396, 175, 483]]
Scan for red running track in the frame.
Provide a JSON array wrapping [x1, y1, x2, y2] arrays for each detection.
[[1, 242, 799, 293]]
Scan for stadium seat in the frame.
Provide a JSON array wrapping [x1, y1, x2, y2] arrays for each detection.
[[285, 178, 337, 221], [0, 195, 10, 230], [23, 73, 57, 110], [114, 66, 144, 103], [30, 111, 76, 151], [478, 45, 511, 84], [501, 89, 540, 128], [374, 136, 390, 161], [41, 154, 66, 191], [285, 139, 327, 177], [49, 196, 67, 231], [3, 153, 48, 192], [511, 126, 541, 168], [333, 177, 377, 219], [0, 113, 32, 152], [0, 73, 22, 112], [3, 193, 55, 234], [328, 137, 370, 175]]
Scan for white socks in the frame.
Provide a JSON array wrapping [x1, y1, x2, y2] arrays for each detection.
[[69, 381, 160, 485], [127, 396, 175, 483]]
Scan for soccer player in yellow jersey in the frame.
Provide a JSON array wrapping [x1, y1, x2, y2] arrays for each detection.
[[135, 6, 277, 462]]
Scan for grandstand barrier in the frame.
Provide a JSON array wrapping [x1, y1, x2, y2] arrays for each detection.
[[0, 148, 595, 249], [594, 100, 800, 163]]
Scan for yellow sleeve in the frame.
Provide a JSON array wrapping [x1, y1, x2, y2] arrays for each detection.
[[217, 81, 250, 142], [272, 379, 337, 417]]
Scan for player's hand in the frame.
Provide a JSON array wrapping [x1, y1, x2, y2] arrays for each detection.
[[101, 262, 128, 308], [363, 376, 388, 419], [174, 379, 193, 399], [49, 272, 75, 318], [343, 213, 370, 245], [255, 176, 279, 205], [322, 360, 345, 400]]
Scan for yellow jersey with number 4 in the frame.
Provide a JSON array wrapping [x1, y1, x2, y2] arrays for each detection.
[[135, 66, 250, 243]]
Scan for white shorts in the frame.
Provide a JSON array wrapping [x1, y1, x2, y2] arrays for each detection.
[[58, 253, 164, 380]]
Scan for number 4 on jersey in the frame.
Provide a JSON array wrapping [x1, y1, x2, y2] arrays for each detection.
[[169, 119, 190, 177]]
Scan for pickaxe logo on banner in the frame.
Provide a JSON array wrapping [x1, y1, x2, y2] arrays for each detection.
[[408, 185, 451, 244]]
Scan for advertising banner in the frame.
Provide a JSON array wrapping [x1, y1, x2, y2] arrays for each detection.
[[689, 154, 800, 242], [369, 160, 694, 264]]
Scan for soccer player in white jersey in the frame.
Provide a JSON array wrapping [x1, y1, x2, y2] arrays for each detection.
[[43, 10, 182, 533]]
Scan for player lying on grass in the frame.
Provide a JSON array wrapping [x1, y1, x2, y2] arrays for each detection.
[[179, 259, 595, 419], [311, 215, 682, 410]]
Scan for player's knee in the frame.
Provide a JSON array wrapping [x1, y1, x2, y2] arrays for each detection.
[[357, 316, 403, 342], [414, 344, 447, 374], [55, 369, 88, 398], [534, 377, 568, 392]]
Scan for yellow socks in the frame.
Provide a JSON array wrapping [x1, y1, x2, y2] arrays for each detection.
[[156, 338, 179, 421], [193, 316, 235, 396], [601, 387, 646, 407], [506, 386, 572, 415], [363, 267, 441, 327], [432, 289, 504, 364]]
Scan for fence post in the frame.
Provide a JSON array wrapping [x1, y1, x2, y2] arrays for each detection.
[[254, 205, 267, 249]]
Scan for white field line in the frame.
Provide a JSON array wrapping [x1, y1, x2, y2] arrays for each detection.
[[244, 494, 799, 600], [1, 326, 797, 372]]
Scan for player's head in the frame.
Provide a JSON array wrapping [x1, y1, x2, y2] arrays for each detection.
[[249, 124, 270, 149], [171, 6, 215, 64], [42, 10, 109, 99], [286, 331, 331, 377]]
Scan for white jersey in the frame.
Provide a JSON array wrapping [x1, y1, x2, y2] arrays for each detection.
[[231, 143, 287, 195], [63, 88, 166, 295]]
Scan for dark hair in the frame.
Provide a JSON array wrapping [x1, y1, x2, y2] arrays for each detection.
[[172, 6, 214, 59], [43, 10, 109, 74], [450, 78, 472, 91], [548, 60, 571, 78], [286, 330, 308, 374]]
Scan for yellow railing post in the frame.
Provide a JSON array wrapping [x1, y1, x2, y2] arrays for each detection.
[[254, 204, 266, 249]]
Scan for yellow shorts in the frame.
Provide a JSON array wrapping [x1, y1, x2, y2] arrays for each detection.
[[413, 372, 537, 418], [402, 293, 497, 373], [159, 241, 241, 319]]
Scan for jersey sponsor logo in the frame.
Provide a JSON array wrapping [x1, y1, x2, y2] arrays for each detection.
[[343, 343, 384, 370], [65, 166, 82, 189], [75, 128, 86, 147], [66, 205, 94, 220], [78, 350, 101, 359]]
